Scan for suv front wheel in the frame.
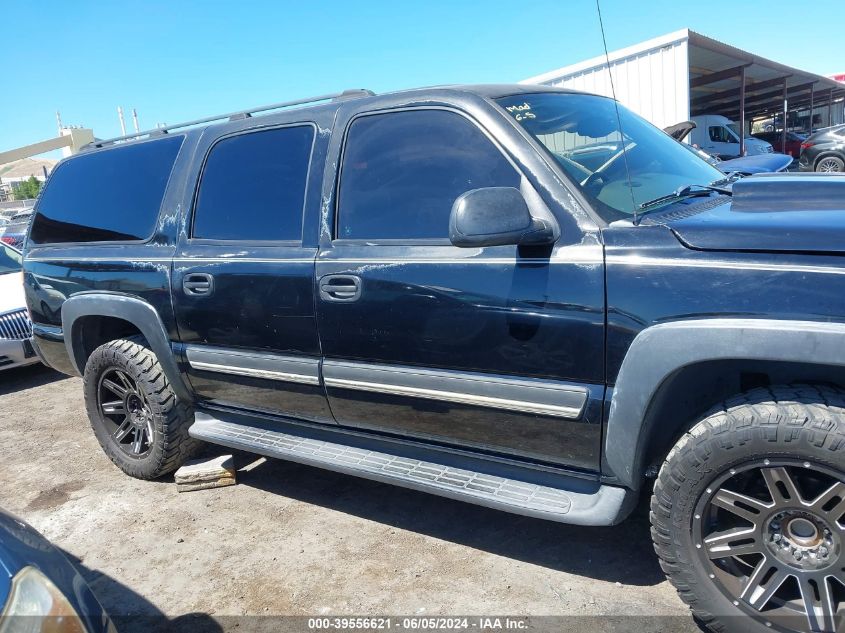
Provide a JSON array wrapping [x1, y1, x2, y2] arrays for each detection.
[[651, 385, 845, 633], [83, 336, 202, 479]]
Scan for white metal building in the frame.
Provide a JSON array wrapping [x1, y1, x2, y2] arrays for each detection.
[[522, 29, 845, 151]]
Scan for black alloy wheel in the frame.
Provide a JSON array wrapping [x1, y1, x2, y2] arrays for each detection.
[[83, 336, 202, 479], [693, 459, 844, 632], [97, 367, 155, 457]]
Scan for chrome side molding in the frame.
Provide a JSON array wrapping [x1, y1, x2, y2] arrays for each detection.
[[185, 345, 320, 386], [323, 360, 588, 419]]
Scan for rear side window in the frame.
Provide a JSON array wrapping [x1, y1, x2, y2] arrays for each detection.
[[30, 136, 183, 244], [192, 125, 314, 241], [337, 109, 519, 240]]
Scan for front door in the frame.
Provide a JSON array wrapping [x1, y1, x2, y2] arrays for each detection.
[[706, 125, 740, 158], [315, 106, 606, 470], [172, 121, 332, 424]]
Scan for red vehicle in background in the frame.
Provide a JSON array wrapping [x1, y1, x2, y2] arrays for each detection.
[[752, 131, 805, 158]]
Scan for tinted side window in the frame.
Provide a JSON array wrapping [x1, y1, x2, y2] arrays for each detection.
[[338, 110, 519, 240], [30, 136, 183, 244], [192, 125, 314, 241]]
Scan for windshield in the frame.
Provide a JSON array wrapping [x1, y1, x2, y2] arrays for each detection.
[[0, 243, 22, 275], [496, 93, 724, 221]]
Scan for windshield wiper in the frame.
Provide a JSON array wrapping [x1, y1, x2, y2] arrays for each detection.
[[633, 183, 732, 225], [709, 172, 742, 187]]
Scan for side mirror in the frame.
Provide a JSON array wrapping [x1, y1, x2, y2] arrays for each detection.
[[449, 187, 558, 248]]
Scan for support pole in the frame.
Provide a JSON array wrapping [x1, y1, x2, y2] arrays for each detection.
[[739, 66, 746, 157], [809, 84, 814, 135], [829, 90, 834, 127], [781, 80, 788, 154]]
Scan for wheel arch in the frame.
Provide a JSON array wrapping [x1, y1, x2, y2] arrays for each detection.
[[605, 318, 845, 490], [61, 293, 193, 403]]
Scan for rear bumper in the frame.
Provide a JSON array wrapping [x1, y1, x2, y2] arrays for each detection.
[[798, 153, 813, 171], [0, 337, 40, 371]]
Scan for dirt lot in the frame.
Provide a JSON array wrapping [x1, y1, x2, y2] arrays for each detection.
[[0, 365, 699, 632]]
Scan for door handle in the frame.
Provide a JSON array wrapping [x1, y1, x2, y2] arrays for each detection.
[[183, 272, 214, 296], [319, 274, 361, 302]]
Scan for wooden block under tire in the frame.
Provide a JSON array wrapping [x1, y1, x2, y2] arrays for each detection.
[[175, 454, 236, 492]]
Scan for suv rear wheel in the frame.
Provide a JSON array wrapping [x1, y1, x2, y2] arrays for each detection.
[[83, 336, 202, 479], [816, 156, 844, 173], [651, 385, 845, 633]]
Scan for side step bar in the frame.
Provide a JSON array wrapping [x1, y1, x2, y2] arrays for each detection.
[[189, 411, 634, 525]]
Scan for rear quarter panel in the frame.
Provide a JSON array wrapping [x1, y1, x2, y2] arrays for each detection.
[[22, 133, 199, 373]]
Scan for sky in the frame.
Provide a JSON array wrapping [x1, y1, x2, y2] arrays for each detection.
[[2, 0, 843, 157]]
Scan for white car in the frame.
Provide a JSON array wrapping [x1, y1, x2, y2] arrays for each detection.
[[0, 243, 39, 371]]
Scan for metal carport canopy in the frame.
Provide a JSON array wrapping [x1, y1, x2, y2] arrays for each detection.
[[522, 28, 845, 153], [688, 30, 844, 124]]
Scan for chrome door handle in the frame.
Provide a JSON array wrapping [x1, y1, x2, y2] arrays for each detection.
[[319, 275, 361, 302], [183, 273, 214, 296]]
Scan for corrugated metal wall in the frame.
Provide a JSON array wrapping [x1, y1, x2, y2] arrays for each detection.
[[536, 40, 690, 131]]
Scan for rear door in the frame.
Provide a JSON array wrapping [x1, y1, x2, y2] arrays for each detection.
[[314, 103, 606, 471], [172, 118, 333, 424]]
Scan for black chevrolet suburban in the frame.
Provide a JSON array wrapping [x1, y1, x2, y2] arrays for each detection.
[[21, 85, 845, 633]]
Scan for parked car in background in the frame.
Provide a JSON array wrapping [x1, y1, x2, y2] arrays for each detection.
[[690, 114, 773, 158], [799, 124, 845, 172], [0, 507, 113, 632], [9, 210, 32, 222], [666, 121, 792, 175], [0, 218, 31, 248], [752, 131, 805, 158], [0, 242, 38, 371]]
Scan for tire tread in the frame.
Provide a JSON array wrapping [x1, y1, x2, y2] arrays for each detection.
[[650, 384, 845, 633], [83, 335, 202, 479]]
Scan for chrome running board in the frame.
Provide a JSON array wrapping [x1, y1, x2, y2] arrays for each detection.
[[189, 410, 632, 525]]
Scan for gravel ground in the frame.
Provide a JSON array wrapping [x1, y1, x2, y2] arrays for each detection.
[[0, 364, 699, 632]]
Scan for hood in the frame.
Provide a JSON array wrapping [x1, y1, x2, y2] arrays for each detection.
[[718, 153, 793, 175], [664, 121, 695, 141], [656, 174, 845, 254], [0, 272, 25, 314]]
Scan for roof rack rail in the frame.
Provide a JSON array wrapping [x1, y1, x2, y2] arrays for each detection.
[[88, 88, 375, 149]]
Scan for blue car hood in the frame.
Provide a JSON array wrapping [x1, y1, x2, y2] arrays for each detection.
[[717, 153, 793, 175], [659, 174, 845, 254]]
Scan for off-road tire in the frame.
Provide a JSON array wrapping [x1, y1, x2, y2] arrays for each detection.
[[83, 336, 202, 479], [651, 384, 845, 633]]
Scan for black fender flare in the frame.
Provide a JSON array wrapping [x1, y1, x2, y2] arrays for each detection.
[[605, 318, 845, 489], [61, 293, 193, 403]]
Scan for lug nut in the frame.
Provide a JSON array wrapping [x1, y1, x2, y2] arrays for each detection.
[[819, 546, 829, 558]]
